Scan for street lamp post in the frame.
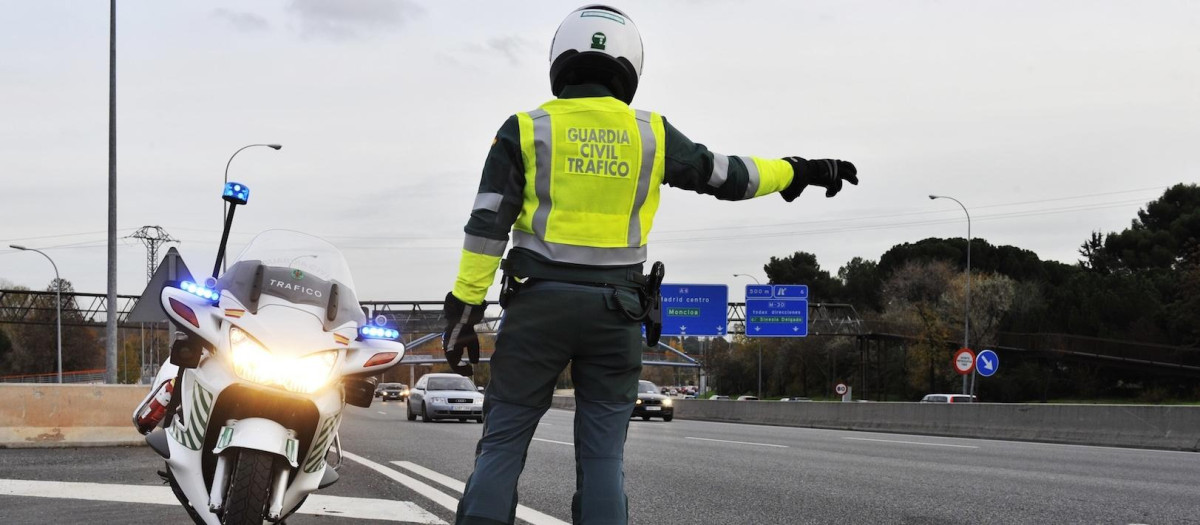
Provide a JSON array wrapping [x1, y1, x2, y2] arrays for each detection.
[[734, 273, 764, 398], [732, 273, 761, 285], [11, 245, 63, 383], [929, 194, 972, 395], [222, 144, 281, 270]]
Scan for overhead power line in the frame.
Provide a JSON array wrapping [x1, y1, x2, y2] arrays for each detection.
[[3, 185, 1169, 253]]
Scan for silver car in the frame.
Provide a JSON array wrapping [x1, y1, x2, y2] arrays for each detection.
[[407, 373, 484, 423]]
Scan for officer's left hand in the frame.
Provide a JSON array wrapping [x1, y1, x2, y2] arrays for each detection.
[[441, 292, 487, 377], [780, 158, 858, 201]]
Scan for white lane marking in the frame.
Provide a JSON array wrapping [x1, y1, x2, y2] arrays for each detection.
[[532, 437, 573, 446], [342, 451, 460, 514], [844, 437, 979, 449], [684, 436, 788, 448], [378, 411, 388, 415], [392, 461, 466, 492], [342, 452, 568, 525], [391, 461, 566, 525], [0, 478, 445, 524]]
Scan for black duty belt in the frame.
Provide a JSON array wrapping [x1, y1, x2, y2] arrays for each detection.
[[498, 255, 665, 346]]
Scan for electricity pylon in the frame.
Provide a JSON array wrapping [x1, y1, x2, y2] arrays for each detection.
[[128, 226, 178, 283]]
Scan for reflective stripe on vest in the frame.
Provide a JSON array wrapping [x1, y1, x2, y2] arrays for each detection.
[[513, 98, 665, 266]]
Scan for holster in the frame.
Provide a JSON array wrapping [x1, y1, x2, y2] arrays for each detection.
[[498, 271, 522, 309], [641, 261, 665, 346]]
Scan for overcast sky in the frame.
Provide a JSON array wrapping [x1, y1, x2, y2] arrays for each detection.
[[1, 0, 1197, 302]]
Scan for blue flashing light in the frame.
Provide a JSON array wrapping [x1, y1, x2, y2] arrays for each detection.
[[180, 281, 220, 303], [223, 182, 250, 205], [359, 326, 399, 340]]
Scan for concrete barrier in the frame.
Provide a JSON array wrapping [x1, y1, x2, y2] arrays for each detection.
[[550, 396, 1200, 451], [0, 384, 146, 448], [7, 385, 1196, 451]]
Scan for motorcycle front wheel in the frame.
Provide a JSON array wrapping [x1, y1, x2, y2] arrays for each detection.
[[221, 449, 275, 525]]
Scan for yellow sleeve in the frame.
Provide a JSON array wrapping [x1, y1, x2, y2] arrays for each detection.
[[452, 248, 501, 305], [748, 157, 795, 198]]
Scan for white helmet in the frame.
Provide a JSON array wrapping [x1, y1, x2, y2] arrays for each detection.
[[549, 5, 644, 103]]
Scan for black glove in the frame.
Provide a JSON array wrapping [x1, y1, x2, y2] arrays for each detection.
[[780, 157, 858, 201], [441, 292, 487, 377]]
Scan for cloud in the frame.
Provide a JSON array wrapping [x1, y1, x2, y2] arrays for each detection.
[[287, 0, 424, 41], [211, 9, 270, 33], [461, 35, 539, 66]]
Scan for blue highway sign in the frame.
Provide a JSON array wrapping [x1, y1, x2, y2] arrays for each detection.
[[976, 349, 999, 377], [659, 284, 729, 336], [745, 284, 808, 337]]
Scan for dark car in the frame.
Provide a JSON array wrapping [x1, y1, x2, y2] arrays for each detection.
[[377, 382, 408, 401], [633, 380, 673, 422]]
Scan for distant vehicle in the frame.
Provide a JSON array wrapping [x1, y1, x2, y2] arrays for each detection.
[[736, 395, 759, 401], [920, 394, 977, 403], [376, 382, 408, 401], [779, 397, 811, 402], [634, 380, 673, 422], [407, 373, 483, 423], [710, 395, 731, 401]]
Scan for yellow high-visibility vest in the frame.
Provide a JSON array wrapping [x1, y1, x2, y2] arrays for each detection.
[[512, 97, 666, 266]]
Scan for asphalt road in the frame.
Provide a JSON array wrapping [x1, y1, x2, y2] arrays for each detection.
[[1, 400, 1197, 524]]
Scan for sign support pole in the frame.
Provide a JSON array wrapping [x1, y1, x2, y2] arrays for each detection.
[[756, 341, 762, 399]]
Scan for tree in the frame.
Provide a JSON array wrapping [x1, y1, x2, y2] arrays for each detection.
[[945, 272, 1017, 350], [878, 237, 1048, 283], [3, 279, 102, 376], [837, 257, 882, 312], [1165, 245, 1200, 346], [1102, 183, 1200, 272], [763, 251, 841, 302], [880, 260, 956, 394], [1079, 231, 1114, 273], [0, 327, 13, 374]]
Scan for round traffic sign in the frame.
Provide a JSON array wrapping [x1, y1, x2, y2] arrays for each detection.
[[953, 348, 975, 375], [976, 349, 999, 377], [835, 383, 848, 395]]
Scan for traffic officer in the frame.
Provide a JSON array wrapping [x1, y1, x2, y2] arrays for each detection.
[[441, 5, 858, 524]]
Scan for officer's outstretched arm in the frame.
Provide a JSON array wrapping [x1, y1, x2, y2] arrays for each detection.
[[660, 118, 856, 201]]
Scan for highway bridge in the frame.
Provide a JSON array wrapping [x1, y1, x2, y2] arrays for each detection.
[[3, 290, 1199, 378]]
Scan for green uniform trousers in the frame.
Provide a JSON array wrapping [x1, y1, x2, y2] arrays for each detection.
[[456, 280, 644, 525]]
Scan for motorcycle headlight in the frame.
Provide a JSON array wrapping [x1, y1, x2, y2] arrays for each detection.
[[229, 327, 338, 394], [662, 398, 673, 407]]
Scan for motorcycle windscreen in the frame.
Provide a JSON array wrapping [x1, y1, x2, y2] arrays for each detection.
[[217, 230, 366, 330]]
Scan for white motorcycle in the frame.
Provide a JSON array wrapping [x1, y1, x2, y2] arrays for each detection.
[[134, 183, 405, 524]]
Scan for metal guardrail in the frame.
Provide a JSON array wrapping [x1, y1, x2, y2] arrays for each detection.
[[0, 369, 108, 384]]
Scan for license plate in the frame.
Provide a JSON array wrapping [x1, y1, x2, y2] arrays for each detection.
[[647, 406, 661, 411], [452, 405, 472, 411]]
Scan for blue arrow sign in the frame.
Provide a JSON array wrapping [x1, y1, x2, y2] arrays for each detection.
[[745, 284, 808, 338], [659, 284, 728, 336], [976, 349, 999, 377]]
